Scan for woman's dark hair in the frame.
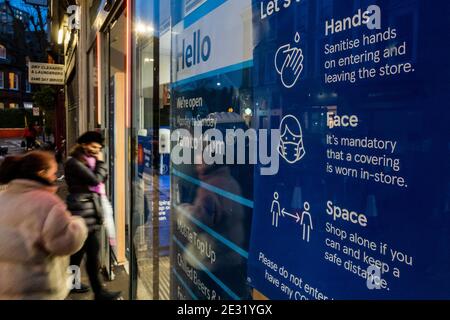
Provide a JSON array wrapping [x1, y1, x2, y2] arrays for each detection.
[[69, 144, 87, 164], [70, 131, 104, 164], [0, 151, 55, 184], [77, 131, 104, 146]]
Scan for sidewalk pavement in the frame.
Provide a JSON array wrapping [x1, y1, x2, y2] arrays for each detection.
[[0, 138, 24, 157]]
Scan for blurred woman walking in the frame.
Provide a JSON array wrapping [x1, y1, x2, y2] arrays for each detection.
[[0, 151, 88, 300]]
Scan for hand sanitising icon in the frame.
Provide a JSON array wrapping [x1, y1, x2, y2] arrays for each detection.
[[275, 32, 304, 89]]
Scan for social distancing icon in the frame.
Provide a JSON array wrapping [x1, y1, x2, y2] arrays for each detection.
[[270, 191, 313, 243]]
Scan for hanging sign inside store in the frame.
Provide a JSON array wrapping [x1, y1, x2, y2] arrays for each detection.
[[28, 62, 65, 85], [172, 0, 253, 85]]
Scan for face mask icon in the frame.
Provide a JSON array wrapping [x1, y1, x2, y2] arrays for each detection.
[[275, 32, 304, 89], [278, 115, 306, 164]]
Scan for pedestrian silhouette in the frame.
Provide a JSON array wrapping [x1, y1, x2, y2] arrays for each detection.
[[300, 202, 313, 242], [271, 192, 281, 227], [0, 151, 87, 299]]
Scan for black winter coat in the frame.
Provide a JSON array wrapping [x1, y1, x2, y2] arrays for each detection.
[[64, 156, 108, 232]]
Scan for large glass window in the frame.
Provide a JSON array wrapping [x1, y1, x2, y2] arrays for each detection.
[[0, 71, 4, 88], [169, 0, 254, 301], [130, 0, 254, 301], [127, 0, 450, 301], [131, 0, 172, 300]]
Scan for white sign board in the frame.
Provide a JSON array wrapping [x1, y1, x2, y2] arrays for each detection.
[[172, 0, 253, 85], [29, 62, 65, 85], [24, 0, 48, 6], [33, 107, 40, 117]]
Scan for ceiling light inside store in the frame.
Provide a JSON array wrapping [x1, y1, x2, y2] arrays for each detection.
[[136, 23, 154, 35], [137, 23, 146, 33]]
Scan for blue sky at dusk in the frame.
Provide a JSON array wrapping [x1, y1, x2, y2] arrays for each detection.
[[5, 0, 48, 31]]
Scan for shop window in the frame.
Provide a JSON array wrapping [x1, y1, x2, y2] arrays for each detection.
[[0, 71, 4, 89], [0, 45, 5, 59], [8, 73, 19, 90], [24, 102, 33, 109], [9, 103, 19, 109], [0, 103, 4, 110]]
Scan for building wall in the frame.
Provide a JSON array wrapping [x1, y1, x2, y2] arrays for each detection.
[[0, 39, 34, 110], [50, 0, 84, 150]]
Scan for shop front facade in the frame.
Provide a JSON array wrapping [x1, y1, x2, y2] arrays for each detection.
[[77, 0, 450, 300]]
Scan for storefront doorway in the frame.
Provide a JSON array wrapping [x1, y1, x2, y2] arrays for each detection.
[[103, 6, 131, 287]]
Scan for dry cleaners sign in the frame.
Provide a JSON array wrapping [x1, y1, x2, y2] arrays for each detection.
[[28, 62, 65, 85]]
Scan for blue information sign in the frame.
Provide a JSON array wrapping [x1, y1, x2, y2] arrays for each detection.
[[248, 0, 450, 299]]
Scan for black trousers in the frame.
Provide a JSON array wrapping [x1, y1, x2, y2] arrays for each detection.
[[70, 230, 103, 295], [26, 137, 35, 149]]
